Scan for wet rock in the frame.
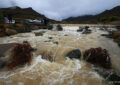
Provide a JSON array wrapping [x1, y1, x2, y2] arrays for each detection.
[[64, 34, 68, 36], [82, 29, 92, 34], [56, 24, 63, 31], [77, 26, 84, 32], [34, 31, 46, 36], [48, 37, 53, 39], [96, 69, 120, 85], [44, 40, 51, 42], [103, 70, 120, 85], [7, 41, 35, 69], [53, 41, 58, 45], [0, 43, 18, 57], [83, 47, 111, 69], [82, 26, 92, 34], [48, 24, 53, 30], [0, 60, 6, 69], [66, 49, 81, 59], [5, 28, 17, 36]]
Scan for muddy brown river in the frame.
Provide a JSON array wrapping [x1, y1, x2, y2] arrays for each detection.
[[0, 25, 120, 85]]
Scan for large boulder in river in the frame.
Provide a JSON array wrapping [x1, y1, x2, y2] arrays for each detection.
[[7, 41, 35, 69], [56, 24, 63, 31], [48, 24, 53, 30], [5, 28, 17, 36], [66, 49, 81, 59], [0, 43, 18, 69], [83, 47, 111, 69]]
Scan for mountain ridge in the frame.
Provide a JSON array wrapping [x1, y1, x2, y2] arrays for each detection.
[[63, 6, 120, 24]]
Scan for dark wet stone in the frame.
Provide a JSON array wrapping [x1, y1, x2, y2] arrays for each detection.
[[48, 37, 53, 39], [77, 27, 84, 32], [64, 34, 68, 36], [56, 25, 63, 31], [0, 60, 6, 69], [48, 24, 53, 30], [0, 43, 18, 57], [101, 70, 120, 85], [34, 31, 46, 36], [53, 42, 58, 45], [66, 49, 81, 59]]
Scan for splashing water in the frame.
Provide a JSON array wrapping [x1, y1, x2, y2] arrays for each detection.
[[0, 25, 119, 85]]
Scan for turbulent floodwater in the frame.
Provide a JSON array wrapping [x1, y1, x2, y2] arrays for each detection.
[[0, 26, 120, 85]]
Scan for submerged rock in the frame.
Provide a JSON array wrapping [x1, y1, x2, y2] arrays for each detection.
[[66, 49, 81, 59], [34, 31, 46, 36], [56, 25, 63, 31], [83, 47, 111, 69]]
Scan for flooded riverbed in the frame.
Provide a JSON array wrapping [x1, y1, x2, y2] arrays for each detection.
[[0, 26, 120, 85]]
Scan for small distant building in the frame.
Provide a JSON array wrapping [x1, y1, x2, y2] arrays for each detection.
[[4, 17, 15, 24]]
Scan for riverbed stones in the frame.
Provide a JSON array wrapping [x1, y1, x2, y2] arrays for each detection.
[[66, 49, 81, 59], [83, 47, 111, 69]]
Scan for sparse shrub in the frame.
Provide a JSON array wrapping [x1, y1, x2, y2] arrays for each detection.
[[7, 41, 34, 69], [83, 47, 111, 69]]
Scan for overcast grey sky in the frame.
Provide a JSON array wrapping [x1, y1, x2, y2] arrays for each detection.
[[0, 0, 120, 21]]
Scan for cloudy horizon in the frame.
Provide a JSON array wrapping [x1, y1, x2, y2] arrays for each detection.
[[0, 0, 120, 21]]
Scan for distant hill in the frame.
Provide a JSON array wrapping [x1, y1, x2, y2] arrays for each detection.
[[63, 6, 120, 24], [0, 6, 58, 23]]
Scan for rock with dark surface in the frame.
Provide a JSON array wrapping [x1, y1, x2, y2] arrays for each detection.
[[0, 60, 6, 69], [77, 26, 84, 32], [83, 47, 111, 69], [34, 31, 46, 36], [48, 24, 53, 30], [96, 68, 120, 85], [0, 43, 18, 57], [103, 70, 120, 85], [56, 25, 63, 31], [53, 41, 58, 45], [48, 37, 53, 39], [7, 41, 35, 69], [82, 26, 92, 34], [5, 28, 17, 36], [66, 49, 81, 59]]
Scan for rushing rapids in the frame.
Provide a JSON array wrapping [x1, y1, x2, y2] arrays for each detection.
[[0, 25, 120, 85]]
